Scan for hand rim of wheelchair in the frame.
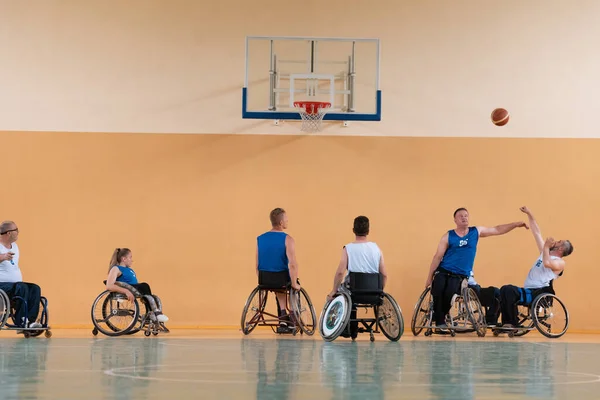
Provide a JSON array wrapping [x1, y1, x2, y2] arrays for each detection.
[[240, 286, 269, 335], [376, 292, 404, 341], [532, 293, 569, 338], [319, 292, 352, 342], [289, 287, 317, 336], [91, 290, 140, 336], [0, 289, 10, 329], [411, 286, 432, 336], [462, 287, 487, 337]]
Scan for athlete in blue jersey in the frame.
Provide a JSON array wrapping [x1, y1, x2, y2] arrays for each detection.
[[106, 248, 169, 323], [256, 208, 300, 332], [425, 208, 528, 328]]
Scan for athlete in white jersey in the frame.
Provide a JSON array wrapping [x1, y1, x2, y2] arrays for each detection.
[[327, 216, 388, 339], [327, 216, 387, 300], [499, 207, 573, 328], [0, 221, 43, 330]]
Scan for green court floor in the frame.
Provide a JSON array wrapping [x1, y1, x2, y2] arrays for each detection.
[[0, 336, 598, 399]]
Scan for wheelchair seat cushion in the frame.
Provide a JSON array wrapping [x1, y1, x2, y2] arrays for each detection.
[[350, 293, 383, 306], [258, 270, 290, 290]]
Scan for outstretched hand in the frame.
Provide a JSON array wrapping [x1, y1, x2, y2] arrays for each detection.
[[519, 206, 531, 215], [516, 221, 529, 230]]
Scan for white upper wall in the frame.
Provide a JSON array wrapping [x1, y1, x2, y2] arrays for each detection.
[[1, 0, 599, 137]]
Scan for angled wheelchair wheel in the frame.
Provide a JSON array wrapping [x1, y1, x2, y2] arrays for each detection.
[[290, 288, 317, 336], [377, 293, 404, 341], [411, 287, 433, 336], [531, 293, 569, 338], [0, 290, 10, 329], [463, 287, 487, 337], [319, 292, 351, 342], [91, 290, 139, 336], [240, 287, 267, 335]]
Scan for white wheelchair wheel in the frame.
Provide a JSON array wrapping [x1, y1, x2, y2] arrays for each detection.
[[319, 293, 351, 342]]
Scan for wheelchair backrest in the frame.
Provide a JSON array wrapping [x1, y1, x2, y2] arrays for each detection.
[[348, 272, 383, 293], [348, 272, 383, 306]]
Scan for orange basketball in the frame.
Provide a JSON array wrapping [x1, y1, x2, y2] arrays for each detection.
[[491, 108, 509, 126]]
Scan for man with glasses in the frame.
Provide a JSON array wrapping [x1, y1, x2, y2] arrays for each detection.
[[0, 221, 43, 329]]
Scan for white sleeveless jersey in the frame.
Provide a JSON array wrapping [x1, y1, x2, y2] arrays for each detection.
[[524, 254, 560, 289], [345, 242, 381, 274]]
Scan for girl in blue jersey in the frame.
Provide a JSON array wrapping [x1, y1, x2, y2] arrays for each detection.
[[105, 248, 168, 323]]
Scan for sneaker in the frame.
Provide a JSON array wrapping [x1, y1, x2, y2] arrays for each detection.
[[276, 326, 294, 334], [29, 322, 43, 329], [156, 314, 169, 323]]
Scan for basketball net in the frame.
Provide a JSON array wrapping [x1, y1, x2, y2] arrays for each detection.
[[293, 101, 331, 132]]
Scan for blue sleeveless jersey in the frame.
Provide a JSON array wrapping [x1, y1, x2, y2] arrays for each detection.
[[257, 231, 289, 272], [116, 266, 138, 285], [438, 227, 479, 276]]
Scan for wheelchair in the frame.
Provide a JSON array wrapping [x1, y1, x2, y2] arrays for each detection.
[[492, 280, 569, 339], [411, 277, 487, 337], [0, 288, 52, 338], [91, 281, 169, 337], [319, 272, 404, 342], [241, 271, 317, 336]]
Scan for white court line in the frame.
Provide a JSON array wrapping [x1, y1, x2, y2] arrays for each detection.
[[104, 364, 600, 387], [531, 342, 552, 347]]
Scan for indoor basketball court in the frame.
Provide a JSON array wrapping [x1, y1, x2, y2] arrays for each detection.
[[2, 1, 599, 399], [2, 331, 600, 399]]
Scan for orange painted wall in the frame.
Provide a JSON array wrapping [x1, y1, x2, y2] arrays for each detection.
[[1, 131, 594, 330]]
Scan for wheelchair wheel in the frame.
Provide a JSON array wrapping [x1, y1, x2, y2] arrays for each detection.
[[512, 305, 534, 337], [531, 293, 569, 338], [0, 290, 10, 329], [376, 293, 404, 341], [240, 287, 267, 335], [91, 290, 140, 336], [463, 287, 487, 337], [290, 288, 317, 336], [319, 292, 351, 342], [411, 287, 433, 336]]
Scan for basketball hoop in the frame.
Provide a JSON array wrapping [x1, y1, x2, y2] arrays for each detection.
[[293, 101, 331, 132]]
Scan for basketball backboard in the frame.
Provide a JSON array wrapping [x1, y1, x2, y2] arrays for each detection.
[[242, 36, 381, 122]]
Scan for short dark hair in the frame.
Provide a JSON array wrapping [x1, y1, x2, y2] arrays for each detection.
[[453, 208, 468, 218], [0, 221, 16, 235], [562, 240, 574, 257], [353, 216, 370, 236], [270, 208, 286, 226]]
